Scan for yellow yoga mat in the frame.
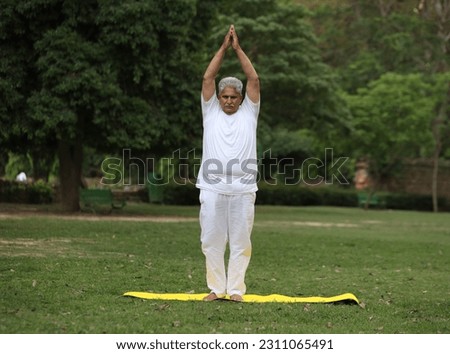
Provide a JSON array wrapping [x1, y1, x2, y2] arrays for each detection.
[[123, 292, 359, 304]]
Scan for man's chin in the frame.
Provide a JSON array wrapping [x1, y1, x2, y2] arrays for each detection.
[[223, 107, 236, 114]]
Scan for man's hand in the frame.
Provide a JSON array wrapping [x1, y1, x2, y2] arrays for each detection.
[[202, 25, 234, 101], [228, 24, 260, 103], [222, 25, 233, 50], [230, 25, 241, 51]]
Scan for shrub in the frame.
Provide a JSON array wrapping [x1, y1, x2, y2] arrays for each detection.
[[316, 187, 359, 207], [0, 179, 53, 204], [383, 192, 448, 212], [153, 180, 449, 212], [255, 184, 448, 211], [163, 182, 199, 205], [256, 184, 323, 206], [27, 180, 54, 204]]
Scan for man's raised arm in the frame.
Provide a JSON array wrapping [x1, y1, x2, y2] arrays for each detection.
[[202, 27, 232, 101], [230, 25, 260, 103]]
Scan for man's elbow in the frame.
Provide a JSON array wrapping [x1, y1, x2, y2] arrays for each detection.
[[203, 72, 216, 82], [248, 75, 260, 89], [248, 75, 259, 84]]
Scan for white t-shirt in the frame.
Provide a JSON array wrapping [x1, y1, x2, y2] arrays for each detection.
[[196, 93, 260, 194]]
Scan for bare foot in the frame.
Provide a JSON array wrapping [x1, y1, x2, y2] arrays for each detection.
[[230, 294, 243, 302], [203, 293, 219, 301]]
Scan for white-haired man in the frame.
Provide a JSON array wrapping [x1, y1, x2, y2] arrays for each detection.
[[196, 25, 260, 302]]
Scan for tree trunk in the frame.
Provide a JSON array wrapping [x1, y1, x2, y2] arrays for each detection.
[[431, 83, 450, 212], [431, 141, 441, 212], [58, 139, 83, 212]]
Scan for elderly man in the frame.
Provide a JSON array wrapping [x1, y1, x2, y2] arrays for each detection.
[[196, 25, 260, 302]]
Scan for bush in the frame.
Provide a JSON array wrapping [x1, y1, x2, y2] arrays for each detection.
[[155, 180, 449, 212], [383, 192, 448, 212], [256, 184, 323, 206], [256, 183, 358, 207], [0, 179, 53, 204], [27, 180, 53, 204], [163, 182, 199, 205], [316, 187, 359, 207]]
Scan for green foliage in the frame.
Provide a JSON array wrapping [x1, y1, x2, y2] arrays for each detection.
[[158, 183, 448, 212], [4, 153, 32, 180], [311, 1, 447, 91], [203, 0, 353, 183], [382, 192, 448, 212], [258, 128, 321, 182], [343, 73, 447, 181], [209, 0, 348, 132], [0, 179, 53, 204], [0, 0, 219, 209], [163, 182, 198, 205], [27, 179, 54, 204], [0, 0, 217, 162], [1, 0, 449, 208], [256, 184, 323, 206]]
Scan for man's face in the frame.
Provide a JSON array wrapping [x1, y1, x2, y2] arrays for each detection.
[[218, 86, 243, 115]]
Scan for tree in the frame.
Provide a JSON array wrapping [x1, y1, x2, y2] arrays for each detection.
[[206, 0, 350, 180], [0, 0, 216, 210], [416, 0, 450, 211], [308, 0, 450, 210], [310, 0, 442, 91], [343, 72, 449, 201], [214, 0, 347, 129]]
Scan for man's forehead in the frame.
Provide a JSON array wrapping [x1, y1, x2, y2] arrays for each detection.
[[220, 87, 241, 96]]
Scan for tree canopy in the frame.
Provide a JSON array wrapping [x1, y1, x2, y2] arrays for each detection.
[[0, 0, 217, 210], [1, 0, 449, 211]]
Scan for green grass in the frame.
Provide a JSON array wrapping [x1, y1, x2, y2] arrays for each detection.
[[0, 203, 449, 334]]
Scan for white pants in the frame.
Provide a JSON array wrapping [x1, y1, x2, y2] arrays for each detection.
[[199, 189, 256, 297]]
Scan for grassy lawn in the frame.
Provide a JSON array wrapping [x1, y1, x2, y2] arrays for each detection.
[[0, 203, 449, 334]]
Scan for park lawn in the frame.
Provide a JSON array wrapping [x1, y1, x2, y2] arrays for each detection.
[[0, 204, 449, 334]]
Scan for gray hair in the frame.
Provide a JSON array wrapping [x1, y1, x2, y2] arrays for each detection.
[[218, 77, 243, 95]]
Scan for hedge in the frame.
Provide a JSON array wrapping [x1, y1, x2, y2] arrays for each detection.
[[0, 179, 53, 204], [159, 182, 448, 212], [1, 178, 447, 212]]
